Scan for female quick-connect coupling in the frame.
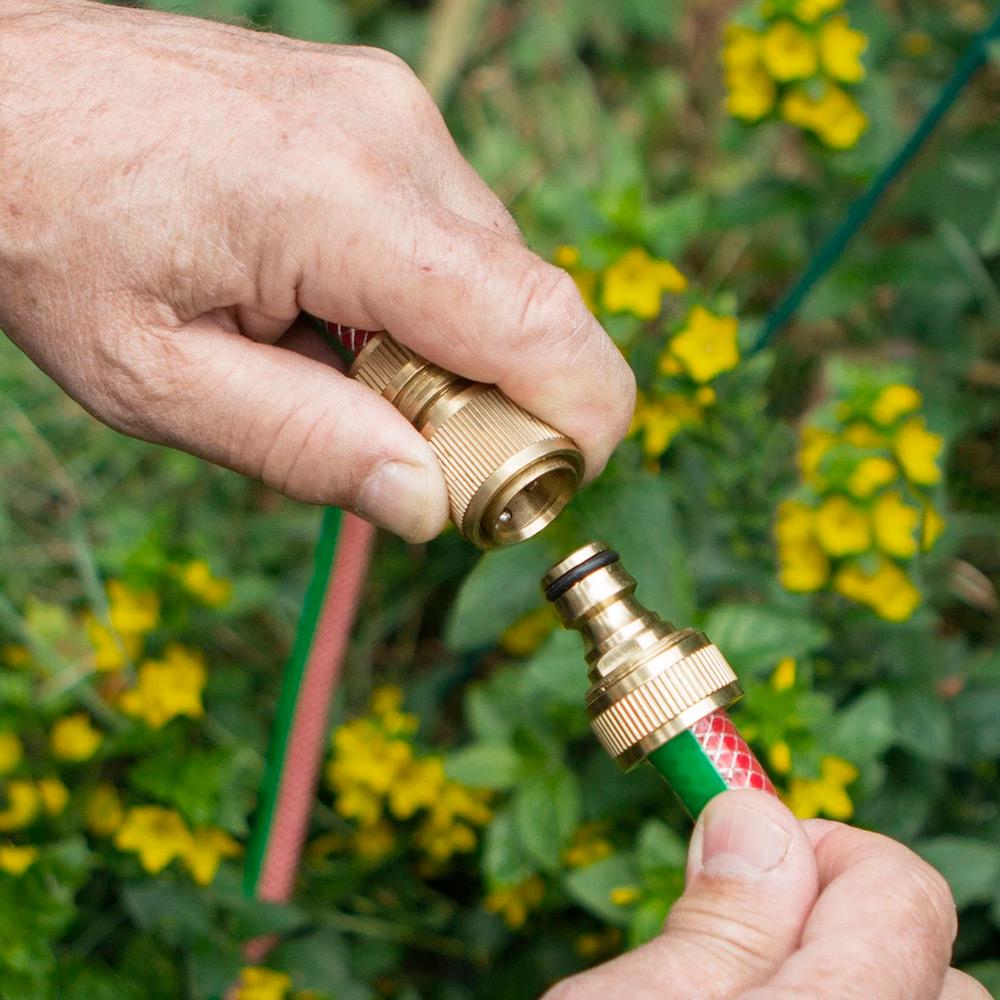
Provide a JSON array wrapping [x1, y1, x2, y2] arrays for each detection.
[[542, 541, 743, 770], [351, 332, 584, 549]]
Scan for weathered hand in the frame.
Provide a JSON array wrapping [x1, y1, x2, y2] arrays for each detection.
[[0, 0, 634, 541], [544, 790, 987, 1000]]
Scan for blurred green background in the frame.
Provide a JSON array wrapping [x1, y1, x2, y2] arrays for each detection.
[[1, 0, 1000, 997]]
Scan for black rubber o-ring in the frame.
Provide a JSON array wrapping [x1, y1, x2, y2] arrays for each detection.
[[544, 548, 620, 603]]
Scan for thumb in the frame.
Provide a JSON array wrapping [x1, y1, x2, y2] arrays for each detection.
[[544, 791, 818, 1000]]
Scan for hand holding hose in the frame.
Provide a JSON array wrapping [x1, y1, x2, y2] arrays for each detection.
[[545, 790, 986, 1000], [0, 0, 634, 543]]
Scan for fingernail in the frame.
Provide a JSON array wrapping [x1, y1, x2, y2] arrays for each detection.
[[693, 802, 791, 879], [355, 460, 436, 542]]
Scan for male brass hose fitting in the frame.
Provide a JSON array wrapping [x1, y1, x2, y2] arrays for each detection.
[[542, 542, 744, 770], [350, 332, 584, 549]]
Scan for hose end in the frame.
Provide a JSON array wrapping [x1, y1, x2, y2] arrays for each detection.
[[351, 332, 583, 548], [542, 542, 743, 770]]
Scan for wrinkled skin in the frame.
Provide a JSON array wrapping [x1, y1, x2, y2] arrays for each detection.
[[0, 5, 988, 997], [545, 791, 987, 1000], [0, 0, 634, 541]]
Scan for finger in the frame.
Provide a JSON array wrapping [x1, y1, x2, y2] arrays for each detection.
[[542, 791, 819, 1000], [737, 821, 958, 1000], [938, 969, 993, 1000], [273, 318, 348, 371], [297, 205, 636, 482], [94, 317, 448, 542]]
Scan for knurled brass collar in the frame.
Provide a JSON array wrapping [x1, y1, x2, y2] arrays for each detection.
[[543, 542, 743, 770], [351, 333, 584, 549]]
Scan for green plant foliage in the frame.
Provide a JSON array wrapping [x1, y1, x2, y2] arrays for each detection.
[[2, 0, 999, 998]]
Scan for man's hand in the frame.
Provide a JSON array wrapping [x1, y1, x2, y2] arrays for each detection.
[[0, 0, 634, 542], [545, 791, 987, 1000]]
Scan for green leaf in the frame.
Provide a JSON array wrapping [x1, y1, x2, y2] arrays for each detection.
[[446, 743, 523, 790], [636, 819, 687, 874], [563, 854, 639, 925], [826, 689, 895, 760], [915, 837, 1000, 909], [483, 808, 536, 885], [891, 689, 954, 763], [566, 471, 695, 623], [521, 630, 588, 707], [952, 682, 1000, 760], [514, 770, 581, 872], [445, 537, 558, 651], [702, 603, 829, 678], [271, 0, 352, 43], [270, 926, 370, 1000]]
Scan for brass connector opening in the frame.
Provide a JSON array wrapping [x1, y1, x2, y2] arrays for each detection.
[[543, 542, 743, 770], [351, 333, 584, 549]]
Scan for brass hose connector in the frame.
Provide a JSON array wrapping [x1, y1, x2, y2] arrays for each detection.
[[351, 332, 584, 549], [542, 542, 743, 770]]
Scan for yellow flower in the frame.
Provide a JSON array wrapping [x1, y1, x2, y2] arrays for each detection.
[[894, 416, 943, 485], [563, 823, 614, 869], [107, 580, 160, 636], [609, 885, 641, 907], [631, 393, 704, 458], [387, 757, 445, 820], [501, 606, 556, 656], [775, 500, 815, 546], [415, 818, 478, 862], [178, 560, 232, 608], [797, 427, 836, 487], [819, 15, 867, 83], [815, 495, 871, 556], [51, 713, 102, 762], [120, 644, 207, 729], [0, 843, 38, 876], [84, 614, 142, 672], [352, 820, 395, 862], [760, 21, 819, 81], [921, 505, 945, 551], [872, 491, 919, 558], [769, 740, 793, 775], [333, 785, 382, 826], [810, 84, 868, 149], [233, 967, 292, 1000], [183, 827, 241, 885], [771, 657, 797, 692], [726, 66, 777, 121], [484, 876, 545, 929], [834, 557, 921, 621], [695, 386, 717, 407], [842, 422, 885, 449], [793, 0, 843, 22], [0, 781, 40, 831], [785, 756, 858, 819], [601, 248, 688, 320], [871, 385, 923, 426], [114, 805, 193, 875], [369, 685, 419, 736], [86, 783, 124, 837], [0, 733, 22, 775], [669, 306, 739, 384], [847, 456, 897, 499], [779, 540, 830, 592], [37, 777, 69, 816], [722, 24, 761, 72]]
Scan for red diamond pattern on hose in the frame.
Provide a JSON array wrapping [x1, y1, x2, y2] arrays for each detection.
[[691, 710, 777, 796], [326, 322, 375, 353]]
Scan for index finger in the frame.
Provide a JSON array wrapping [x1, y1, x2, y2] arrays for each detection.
[[307, 207, 636, 481], [737, 820, 958, 1000]]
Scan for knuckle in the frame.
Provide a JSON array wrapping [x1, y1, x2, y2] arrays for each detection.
[[947, 970, 994, 1000], [514, 264, 588, 347], [665, 894, 783, 970]]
